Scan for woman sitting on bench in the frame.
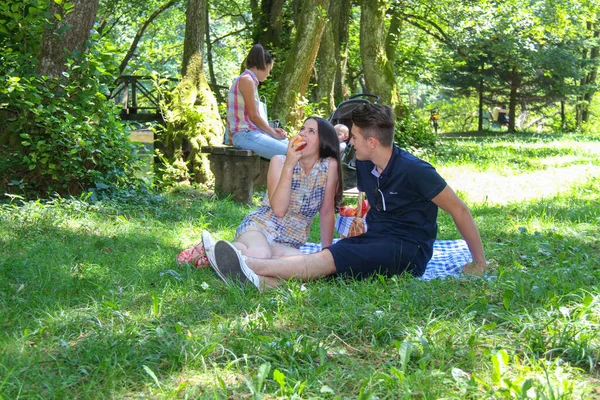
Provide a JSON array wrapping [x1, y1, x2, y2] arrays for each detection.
[[226, 44, 288, 159], [181, 118, 343, 269]]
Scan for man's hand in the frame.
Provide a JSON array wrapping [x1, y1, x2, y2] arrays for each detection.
[[462, 260, 486, 276]]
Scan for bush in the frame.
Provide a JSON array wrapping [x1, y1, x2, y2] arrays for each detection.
[[394, 108, 438, 150], [0, 48, 143, 198]]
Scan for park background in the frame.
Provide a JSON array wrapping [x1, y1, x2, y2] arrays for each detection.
[[1, 0, 600, 398]]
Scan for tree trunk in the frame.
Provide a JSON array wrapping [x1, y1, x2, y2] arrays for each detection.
[[162, 0, 223, 185], [577, 21, 599, 127], [478, 76, 484, 133], [508, 66, 519, 132], [119, 0, 176, 75], [271, 0, 329, 130], [37, 0, 99, 78], [315, 0, 343, 115], [252, 0, 286, 48], [582, 22, 598, 123], [205, 2, 224, 104], [334, 1, 351, 104], [360, 0, 404, 117]]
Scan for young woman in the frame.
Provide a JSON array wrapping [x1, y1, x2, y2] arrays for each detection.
[[179, 118, 343, 269], [226, 44, 288, 159]]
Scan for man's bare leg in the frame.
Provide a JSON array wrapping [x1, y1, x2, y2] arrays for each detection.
[[247, 249, 337, 281]]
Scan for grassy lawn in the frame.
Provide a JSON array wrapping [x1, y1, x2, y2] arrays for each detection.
[[1, 132, 599, 399]]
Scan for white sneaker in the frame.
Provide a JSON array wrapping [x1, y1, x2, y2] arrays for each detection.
[[213, 240, 260, 288], [202, 230, 218, 269]]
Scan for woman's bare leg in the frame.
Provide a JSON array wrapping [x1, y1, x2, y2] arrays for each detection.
[[234, 231, 272, 259], [270, 244, 303, 258]]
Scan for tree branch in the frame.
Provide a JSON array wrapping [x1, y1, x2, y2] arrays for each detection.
[[119, 0, 177, 75]]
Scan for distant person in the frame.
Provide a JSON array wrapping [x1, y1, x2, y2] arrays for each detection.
[[210, 104, 488, 289], [226, 44, 288, 159], [190, 117, 342, 273], [492, 103, 508, 126], [429, 109, 439, 134], [334, 123, 350, 153]]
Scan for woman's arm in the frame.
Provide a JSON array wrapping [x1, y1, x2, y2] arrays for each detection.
[[266, 154, 297, 218], [238, 77, 286, 139], [318, 158, 339, 247]]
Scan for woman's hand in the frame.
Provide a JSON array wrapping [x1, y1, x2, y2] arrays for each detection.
[[284, 135, 304, 166], [271, 127, 287, 139]]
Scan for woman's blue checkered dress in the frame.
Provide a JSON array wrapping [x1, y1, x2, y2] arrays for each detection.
[[236, 157, 330, 248]]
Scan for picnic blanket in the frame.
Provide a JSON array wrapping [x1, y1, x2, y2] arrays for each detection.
[[299, 239, 472, 280]]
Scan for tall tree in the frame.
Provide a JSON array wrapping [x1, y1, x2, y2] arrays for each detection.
[[577, 19, 600, 126], [360, 0, 405, 117], [334, 0, 352, 105], [314, 0, 341, 114], [38, 0, 100, 77], [271, 0, 328, 129], [251, 0, 286, 48], [161, 0, 223, 184]]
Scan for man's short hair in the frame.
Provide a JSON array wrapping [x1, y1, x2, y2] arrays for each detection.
[[351, 104, 395, 147]]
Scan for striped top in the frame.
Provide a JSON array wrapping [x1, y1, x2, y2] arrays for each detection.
[[226, 69, 260, 142]]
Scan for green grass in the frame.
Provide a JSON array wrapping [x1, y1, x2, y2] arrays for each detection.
[[1, 132, 599, 399]]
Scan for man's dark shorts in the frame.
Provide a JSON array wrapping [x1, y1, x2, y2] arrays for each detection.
[[325, 232, 428, 279]]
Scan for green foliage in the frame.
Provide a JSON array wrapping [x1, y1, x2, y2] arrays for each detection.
[[0, 48, 142, 197], [0, 0, 46, 56], [394, 108, 438, 149]]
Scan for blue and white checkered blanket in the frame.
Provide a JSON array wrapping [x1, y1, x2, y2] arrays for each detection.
[[299, 239, 472, 280]]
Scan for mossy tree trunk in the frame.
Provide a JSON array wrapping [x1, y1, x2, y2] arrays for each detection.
[[360, 0, 406, 118], [315, 0, 344, 115], [161, 0, 223, 185], [334, 0, 351, 105], [271, 0, 328, 130]]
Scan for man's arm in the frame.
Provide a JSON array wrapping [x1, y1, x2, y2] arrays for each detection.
[[432, 185, 487, 273]]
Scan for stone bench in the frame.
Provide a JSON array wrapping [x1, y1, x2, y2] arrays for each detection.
[[201, 146, 269, 204]]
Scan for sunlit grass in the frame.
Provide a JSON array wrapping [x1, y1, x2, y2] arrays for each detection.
[[1, 131, 599, 398]]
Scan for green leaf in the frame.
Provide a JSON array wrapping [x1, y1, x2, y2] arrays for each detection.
[[103, 301, 119, 310], [54, 13, 62, 21], [142, 365, 160, 387], [151, 293, 159, 317], [502, 288, 514, 310], [491, 349, 509, 385], [273, 369, 285, 393]]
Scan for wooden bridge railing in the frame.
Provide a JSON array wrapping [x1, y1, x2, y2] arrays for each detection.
[[109, 75, 229, 123], [109, 75, 177, 122]]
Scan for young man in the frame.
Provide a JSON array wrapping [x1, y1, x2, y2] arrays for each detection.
[[211, 104, 487, 288]]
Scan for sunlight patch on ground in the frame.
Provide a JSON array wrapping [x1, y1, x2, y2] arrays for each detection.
[[536, 155, 594, 167], [488, 140, 600, 154], [440, 164, 600, 205]]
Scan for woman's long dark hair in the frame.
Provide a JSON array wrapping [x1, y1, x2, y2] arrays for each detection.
[[246, 44, 274, 71], [308, 117, 344, 209]]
